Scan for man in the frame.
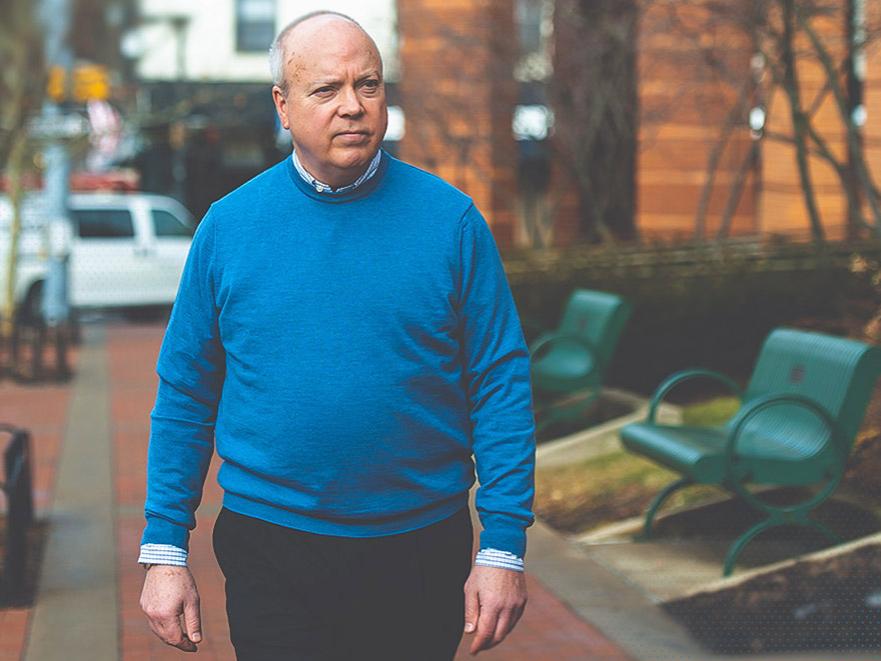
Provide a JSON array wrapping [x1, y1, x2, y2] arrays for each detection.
[[139, 11, 535, 660]]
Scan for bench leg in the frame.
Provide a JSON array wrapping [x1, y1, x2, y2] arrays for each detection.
[[723, 513, 844, 577], [804, 517, 843, 546], [638, 476, 693, 540], [723, 517, 774, 576], [724, 467, 846, 576]]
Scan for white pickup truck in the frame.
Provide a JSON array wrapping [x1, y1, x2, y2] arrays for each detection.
[[0, 192, 195, 318]]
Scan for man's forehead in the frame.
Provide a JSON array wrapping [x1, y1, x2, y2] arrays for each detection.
[[289, 52, 381, 84], [283, 16, 381, 69], [288, 51, 382, 86]]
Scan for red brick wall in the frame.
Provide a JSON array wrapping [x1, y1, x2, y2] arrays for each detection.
[[397, 0, 519, 248], [636, 0, 758, 241]]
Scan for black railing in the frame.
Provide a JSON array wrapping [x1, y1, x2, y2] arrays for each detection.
[[0, 425, 34, 604], [0, 312, 72, 383]]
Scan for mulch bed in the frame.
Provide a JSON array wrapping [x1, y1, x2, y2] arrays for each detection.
[[665, 539, 881, 654]]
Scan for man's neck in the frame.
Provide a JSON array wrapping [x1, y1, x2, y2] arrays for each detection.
[[291, 148, 382, 194]]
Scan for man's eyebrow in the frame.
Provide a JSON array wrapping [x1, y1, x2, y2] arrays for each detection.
[[308, 70, 381, 86], [308, 78, 344, 87]]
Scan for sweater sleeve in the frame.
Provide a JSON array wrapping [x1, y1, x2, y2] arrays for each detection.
[[140, 208, 225, 552], [456, 204, 536, 559]]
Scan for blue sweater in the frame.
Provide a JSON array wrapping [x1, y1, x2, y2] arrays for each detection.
[[141, 152, 536, 558]]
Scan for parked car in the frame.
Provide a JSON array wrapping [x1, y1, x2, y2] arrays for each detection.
[[0, 192, 195, 319]]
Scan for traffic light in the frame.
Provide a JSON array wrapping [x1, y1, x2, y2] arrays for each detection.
[[73, 64, 109, 102], [47, 66, 67, 101], [46, 64, 110, 102]]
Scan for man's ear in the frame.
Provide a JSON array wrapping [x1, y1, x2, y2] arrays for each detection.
[[272, 85, 290, 130]]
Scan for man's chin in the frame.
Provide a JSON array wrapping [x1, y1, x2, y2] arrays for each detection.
[[332, 146, 379, 171]]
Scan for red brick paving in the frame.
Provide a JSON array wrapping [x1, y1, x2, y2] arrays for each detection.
[[0, 346, 78, 661], [108, 323, 234, 661], [5, 322, 631, 660]]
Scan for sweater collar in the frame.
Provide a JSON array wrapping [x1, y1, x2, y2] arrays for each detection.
[[286, 149, 388, 203], [291, 148, 382, 195]]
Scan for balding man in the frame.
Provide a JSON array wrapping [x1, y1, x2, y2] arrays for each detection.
[[139, 11, 535, 660]]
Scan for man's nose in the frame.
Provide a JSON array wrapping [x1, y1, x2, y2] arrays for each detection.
[[337, 86, 364, 117]]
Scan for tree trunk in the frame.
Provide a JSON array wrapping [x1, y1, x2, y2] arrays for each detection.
[[717, 141, 760, 240], [779, 0, 825, 244], [2, 133, 27, 347], [694, 80, 753, 241], [797, 4, 881, 234]]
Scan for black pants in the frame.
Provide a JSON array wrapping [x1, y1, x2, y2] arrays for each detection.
[[212, 506, 473, 661]]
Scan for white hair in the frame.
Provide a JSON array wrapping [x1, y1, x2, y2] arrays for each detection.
[[268, 10, 368, 93]]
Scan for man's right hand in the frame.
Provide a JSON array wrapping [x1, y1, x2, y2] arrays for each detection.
[[140, 565, 203, 653]]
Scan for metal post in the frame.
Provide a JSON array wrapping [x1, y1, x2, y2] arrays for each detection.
[[37, 0, 74, 377]]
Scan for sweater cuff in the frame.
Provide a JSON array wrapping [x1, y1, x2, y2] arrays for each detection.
[[141, 514, 191, 551], [475, 548, 524, 572], [138, 543, 188, 567], [478, 520, 527, 558]]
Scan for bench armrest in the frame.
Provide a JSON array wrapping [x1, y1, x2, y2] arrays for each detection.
[[725, 393, 841, 468], [647, 369, 742, 423], [529, 332, 598, 362]]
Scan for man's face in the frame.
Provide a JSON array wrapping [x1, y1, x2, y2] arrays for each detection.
[[272, 19, 388, 188]]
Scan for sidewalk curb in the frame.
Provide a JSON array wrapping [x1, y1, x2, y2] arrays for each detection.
[[526, 518, 707, 661], [25, 325, 119, 661]]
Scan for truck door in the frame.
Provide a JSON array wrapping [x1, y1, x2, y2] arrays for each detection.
[[146, 199, 195, 305], [69, 205, 155, 307]]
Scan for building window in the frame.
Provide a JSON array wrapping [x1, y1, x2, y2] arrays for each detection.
[[236, 0, 275, 53]]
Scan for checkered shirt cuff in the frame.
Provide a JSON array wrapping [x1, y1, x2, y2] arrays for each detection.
[[474, 548, 524, 572], [138, 544, 188, 567]]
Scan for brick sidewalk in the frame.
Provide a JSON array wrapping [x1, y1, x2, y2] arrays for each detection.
[[5, 321, 631, 660], [0, 347, 78, 661]]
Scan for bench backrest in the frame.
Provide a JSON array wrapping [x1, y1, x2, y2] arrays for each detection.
[[558, 289, 631, 371], [742, 328, 881, 454]]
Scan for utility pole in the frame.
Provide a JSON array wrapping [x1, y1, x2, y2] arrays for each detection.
[[36, 0, 75, 378]]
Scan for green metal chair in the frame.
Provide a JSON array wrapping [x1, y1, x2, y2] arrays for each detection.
[[620, 328, 881, 576], [530, 289, 631, 434]]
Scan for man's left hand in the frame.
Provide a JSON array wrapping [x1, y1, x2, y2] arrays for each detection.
[[463, 564, 527, 655]]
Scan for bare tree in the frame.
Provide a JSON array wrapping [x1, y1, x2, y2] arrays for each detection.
[[550, 0, 639, 243], [0, 0, 45, 349], [396, 7, 516, 229], [661, 0, 881, 243]]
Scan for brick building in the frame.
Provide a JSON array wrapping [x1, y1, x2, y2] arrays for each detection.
[[637, 0, 880, 242], [398, 0, 881, 248], [397, 0, 521, 248]]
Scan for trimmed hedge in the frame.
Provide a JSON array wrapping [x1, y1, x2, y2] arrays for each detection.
[[505, 239, 880, 396]]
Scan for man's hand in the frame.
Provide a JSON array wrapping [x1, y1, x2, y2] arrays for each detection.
[[140, 565, 203, 652], [463, 564, 527, 655]]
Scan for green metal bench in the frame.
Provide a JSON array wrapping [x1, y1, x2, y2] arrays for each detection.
[[530, 289, 631, 435], [620, 328, 881, 576]]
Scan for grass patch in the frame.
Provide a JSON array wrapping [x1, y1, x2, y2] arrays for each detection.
[[536, 393, 881, 534], [535, 395, 739, 534], [681, 396, 740, 426]]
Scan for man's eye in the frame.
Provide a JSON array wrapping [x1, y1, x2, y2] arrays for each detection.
[[362, 79, 379, 90], [314, 87, 334, 96]]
